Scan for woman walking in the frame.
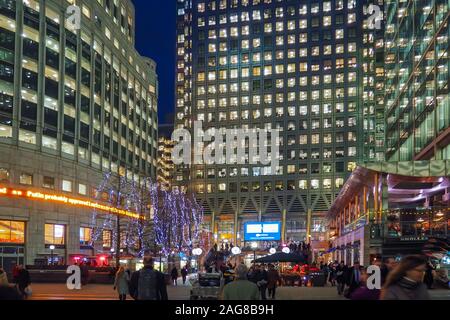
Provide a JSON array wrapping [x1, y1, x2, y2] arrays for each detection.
[[114, 266, 130, 300], [267, 264, 280, 299], [381, 255, 430, 300]]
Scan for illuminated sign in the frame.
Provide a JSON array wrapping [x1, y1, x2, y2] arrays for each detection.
[[244, 222, 281, 241], [0, 186, 143, 220]]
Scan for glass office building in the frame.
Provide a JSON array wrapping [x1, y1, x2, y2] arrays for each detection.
[[0, 0, 158, 269], [174, 0, 384, 246], [385, 0, 450, 161]]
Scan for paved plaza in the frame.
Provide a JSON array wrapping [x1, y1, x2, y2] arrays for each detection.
[[26, 281, 450, 301]]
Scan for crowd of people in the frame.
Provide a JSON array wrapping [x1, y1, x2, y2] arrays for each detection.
[[317, 255, 436, 300], [0, 264, 31, 300]]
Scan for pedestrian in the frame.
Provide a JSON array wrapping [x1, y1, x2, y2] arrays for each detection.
[[267, 264, 280, 299], [328, 262, 336, 286], [344, 261, 361, 298], [222, 264, 260, 300], [171, 266, 179, 286], [381, 255, 430, 300], [114, 266, 130, 300], [12, 264, 19, 284], [336, 261, 347, 295], [129, 256, 168, 300], [424, 260, 435, 290], [256, 265, 268, 300], [0, 266, 9, 287], [181, 266, 188, 285], [380, 256, 397, 286], [16, 265, 31, 299], [349, 267, 380, 300]]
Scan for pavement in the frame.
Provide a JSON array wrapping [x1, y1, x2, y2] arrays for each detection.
[[27, 280, 450, 300]]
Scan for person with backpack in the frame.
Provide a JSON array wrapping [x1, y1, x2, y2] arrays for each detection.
[[129, 256, 168, 300]]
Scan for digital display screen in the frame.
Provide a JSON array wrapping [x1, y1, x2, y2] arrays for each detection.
[[244, 222, 281, 241]]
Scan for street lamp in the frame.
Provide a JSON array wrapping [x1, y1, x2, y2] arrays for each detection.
[[49, 245, 55, 265], [231, 246, 241, 255], [269, 248, 276, 255], [193, 248, 203, 273], [251, 242, 258, 264], [282, 247, 290, 254]]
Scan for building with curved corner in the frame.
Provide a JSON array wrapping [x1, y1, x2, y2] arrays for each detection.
[[0, 0, 158, 272]]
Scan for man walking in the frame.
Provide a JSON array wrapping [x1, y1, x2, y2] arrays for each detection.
[[222, 264, 260, 300], [129, 256, 168, 300]]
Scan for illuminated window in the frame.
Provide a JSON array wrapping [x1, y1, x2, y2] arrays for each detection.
[[62, 179, 72, 192], [20, 173, 33, 185], [80, 227, 92, 245], [78, 183, 87, 195], [45, 223, 65, 245], [0, 168, 9, 182], [0, 220, 25, 244], [311, 179, 320, 190]]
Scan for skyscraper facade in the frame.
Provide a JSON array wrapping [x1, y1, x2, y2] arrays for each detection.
[[175, 0, 383, 247], [385, 0, 450, 161], [0, 0, 158, 268]]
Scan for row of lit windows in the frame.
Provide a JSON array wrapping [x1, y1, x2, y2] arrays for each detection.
[[197, 14, 357, 28], [0, 219, 113, 248], [192, 161, 356, 177], [192, 102, 356, 113], [196, 0, 358, 15], [187, 44, 357, 60], [194, 178, 347, 193], [193, 111, 357, 124], [198, 31, 356, 50]]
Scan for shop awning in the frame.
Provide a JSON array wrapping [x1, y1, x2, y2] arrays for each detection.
[[253, 252, 306, 264]]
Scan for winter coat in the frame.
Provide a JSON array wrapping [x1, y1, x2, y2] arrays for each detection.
[[267, 269, 280, 290], [114, 272, 130, 295], [382, 277, 430, 300], [349, 285, 380, 300], [222, 279, 260, 300]]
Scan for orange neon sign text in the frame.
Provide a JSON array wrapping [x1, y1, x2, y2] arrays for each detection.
[[0, 186, 143, 220]]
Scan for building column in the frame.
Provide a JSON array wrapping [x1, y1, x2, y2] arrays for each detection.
[[281, 209, 287, 244], [306, 209, 312, 244]]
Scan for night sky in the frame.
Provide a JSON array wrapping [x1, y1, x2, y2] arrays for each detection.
[[132, 0, 176, 124]]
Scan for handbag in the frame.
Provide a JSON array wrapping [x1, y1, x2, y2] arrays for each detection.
[[24, 286, 32, 296]]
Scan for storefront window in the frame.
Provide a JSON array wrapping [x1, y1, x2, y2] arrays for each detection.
[[0, 220, 25, 243], [102, 230, 112, 248], [45, 223, 65, 245], [80, 227, 92, 246]]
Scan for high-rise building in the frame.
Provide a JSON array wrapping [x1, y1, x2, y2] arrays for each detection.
[[174, 0, 383, 248], [157, 123, 175, 190], [0, 0, 158, 269], [385, 0, 450, 161]]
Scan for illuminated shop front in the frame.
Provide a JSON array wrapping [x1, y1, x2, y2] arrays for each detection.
[[327, 161, 449, 265]]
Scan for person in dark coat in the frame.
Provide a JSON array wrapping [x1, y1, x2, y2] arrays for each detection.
[[345, 261, 361, 298], [381, 255, 430, 300], [336, 261, 347, 295], [267, 264, 280, 299], [16, 265, 31, 299], [129, 256, 168, 300], [380, 257, 397, 286], [256, 265, 268, 300], [349, 267, 380, 300], [181, 266, 188, 285], [424, 260, 435, 289], [171, 266, 179, 286]]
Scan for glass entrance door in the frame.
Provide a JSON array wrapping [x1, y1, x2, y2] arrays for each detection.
[[0, 245, 25, 274]]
